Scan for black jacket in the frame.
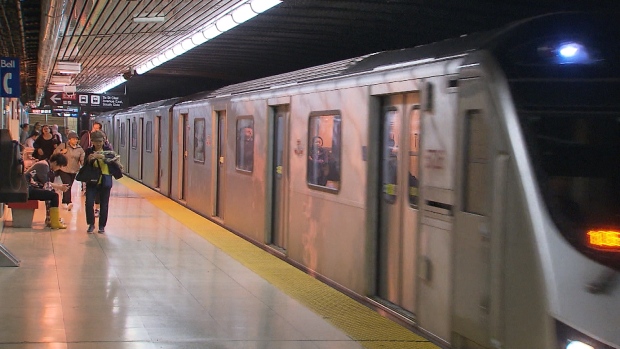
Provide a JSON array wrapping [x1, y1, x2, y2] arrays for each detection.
[[84, 145, 123, 179]]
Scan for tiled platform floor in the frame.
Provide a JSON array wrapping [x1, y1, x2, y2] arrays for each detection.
[[0, 179, 436, 349]]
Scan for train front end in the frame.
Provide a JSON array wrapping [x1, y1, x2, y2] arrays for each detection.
[[496, 13, 620, 349]]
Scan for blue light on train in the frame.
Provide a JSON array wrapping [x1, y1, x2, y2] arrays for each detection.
[[555, 42, 590, 64], [559, 43, 580, 58]]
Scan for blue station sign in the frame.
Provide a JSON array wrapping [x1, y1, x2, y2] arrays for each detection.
[[0, 57, 20, 98]]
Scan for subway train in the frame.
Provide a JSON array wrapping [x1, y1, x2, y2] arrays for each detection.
[[94, 12, 619, 349]]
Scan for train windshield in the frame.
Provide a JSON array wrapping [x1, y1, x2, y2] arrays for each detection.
[[518, 105, 620, 270], [497, 13, 620, 270]]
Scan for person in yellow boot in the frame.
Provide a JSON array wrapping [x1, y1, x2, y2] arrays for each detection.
[[25, 153, 70, 229]]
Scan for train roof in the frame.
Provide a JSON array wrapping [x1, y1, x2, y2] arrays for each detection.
[[123, 97, 183, 113], [173, 27, 501, 103]]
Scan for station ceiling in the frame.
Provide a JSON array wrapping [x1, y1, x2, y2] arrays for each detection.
[[3, 0, 620, 108]]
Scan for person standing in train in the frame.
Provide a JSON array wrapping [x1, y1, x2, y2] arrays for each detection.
[[53, 131, 85, 211], [83, 130, 122, 234], [33, 125, 60, 160]]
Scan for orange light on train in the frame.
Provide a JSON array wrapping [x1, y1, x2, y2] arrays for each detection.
[[586, 230, 620, 251]]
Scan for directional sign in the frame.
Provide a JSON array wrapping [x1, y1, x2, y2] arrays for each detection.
[[46, 92, 126, 110], [0, 57, 20, 97], [49, 93, 62, 104]]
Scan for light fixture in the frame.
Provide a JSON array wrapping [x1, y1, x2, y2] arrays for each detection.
[[191, 31, 208, 46], [50, 75, 73, 85], [47, 85, 76, 93], [216, 14, 238, 32], [54, 62, 81, 74], [232, 4, 257, 23], [133, 16, 165, 23], [250, 0, 281, 13], [202, 25, 221, 39], [100, 0, 283, 92]]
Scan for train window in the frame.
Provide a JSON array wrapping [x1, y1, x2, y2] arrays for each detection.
[[408, 107, 421, 207], [235, 118, 253, 172], [145, 121, 153, 153], [463, 110, 489, 215], [131, 119, 137, 149], [382, 109, 399, 203], [307, 111, 341, 192], [120, 122, 126, 148], [193, 118, 205, 163]]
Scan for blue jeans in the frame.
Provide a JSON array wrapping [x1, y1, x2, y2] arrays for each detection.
[[85, 185, 111, 227]]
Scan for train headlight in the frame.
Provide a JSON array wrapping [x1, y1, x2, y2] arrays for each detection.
[[555, 41, 591, 64], [566, 341, 594, 349], [556, 320, 614, 349]]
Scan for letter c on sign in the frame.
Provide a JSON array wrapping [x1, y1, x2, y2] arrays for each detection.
[[3, 72, 12, 94]]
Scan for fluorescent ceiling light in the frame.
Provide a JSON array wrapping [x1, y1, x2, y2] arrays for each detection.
[[251, 0, 281, 13], [100, 0, 284, 93], [202, 25, 221, 39], [157, 53, 169, 64], [96, 76, 125, 94], [164, 49, 176, 60], [232, 4, 257, 23], [181, 38, 194, 51], [172, 43, 188, 55], [191, 31, 208, 46], [54, 62, 81, 74], [48, 85, 68, 92], [216, 15, 238, 32], [50, 75, 73, 85], [133, 16, 165, 23]]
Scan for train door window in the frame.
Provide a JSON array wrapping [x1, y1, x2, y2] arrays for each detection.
[[382, 108, 399, 203], [463, 110, 489, 215], [235, 117, 254, 172], [120, 122, 126, 148], [194, 118, 205, 163], [307, 111, 341, 192], [131, 118, 137, 149], [145, 121, 153, 152], [408, 107, 421, 207]]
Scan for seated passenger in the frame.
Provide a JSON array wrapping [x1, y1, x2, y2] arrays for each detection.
[[25, 153, 70, 229]]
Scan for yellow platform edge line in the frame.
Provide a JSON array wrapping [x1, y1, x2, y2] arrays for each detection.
[[118, 177, 439, 349]]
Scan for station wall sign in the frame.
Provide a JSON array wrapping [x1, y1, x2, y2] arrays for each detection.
[[46, 92, 125, 109], [0, 57, 20, 98]]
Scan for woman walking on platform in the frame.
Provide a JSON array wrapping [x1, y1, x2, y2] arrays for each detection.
[[53, 131, 85, 210], [33, 125, 60, 160], [83, 131, 122, 234]]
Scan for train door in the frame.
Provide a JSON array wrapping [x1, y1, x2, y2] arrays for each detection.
[[154, 116, 161, 189], [452, 77, 505, 348], [376, 92, 421, 316], [125, 119, 131, 174], [181, 114, 188, 202], [269, 105, 290, 251], [215, 111, 226, 219], [139, 117, 144, 181]]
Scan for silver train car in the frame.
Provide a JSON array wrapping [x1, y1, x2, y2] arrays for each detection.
[[98, 13, 619, 349]]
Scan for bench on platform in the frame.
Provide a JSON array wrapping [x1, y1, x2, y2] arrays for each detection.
[[7, 200, 39, 228]]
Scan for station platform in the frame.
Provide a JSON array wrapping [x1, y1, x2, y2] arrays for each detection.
[[0, 178, 437, 349]]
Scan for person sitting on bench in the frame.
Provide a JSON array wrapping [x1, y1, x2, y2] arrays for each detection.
[[25, 154, 70, 229]]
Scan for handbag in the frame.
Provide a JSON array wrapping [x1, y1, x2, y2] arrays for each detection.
[[100, 174, 113, 188], [75, 164, 101, 184]]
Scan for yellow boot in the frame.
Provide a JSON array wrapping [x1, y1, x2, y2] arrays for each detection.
[[49, 207, 67, 229]]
